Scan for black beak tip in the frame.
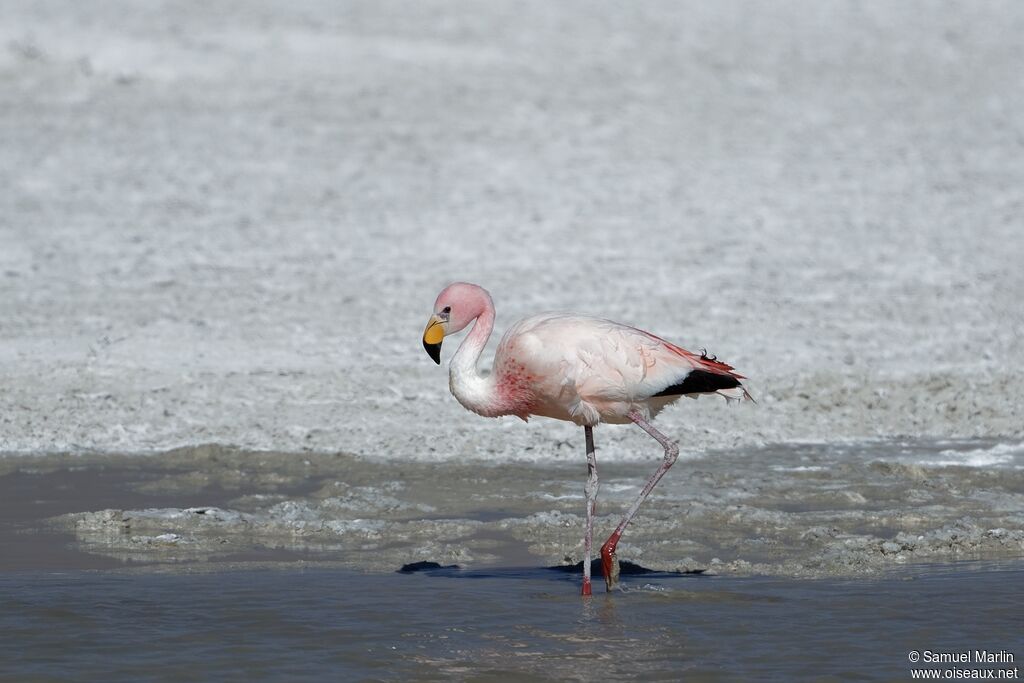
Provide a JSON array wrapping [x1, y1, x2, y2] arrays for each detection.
[[423, 341, 442, 365]]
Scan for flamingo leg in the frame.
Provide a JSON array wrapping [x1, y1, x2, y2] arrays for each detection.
[[581, 425, 599, 596], [600, 410, 680, 591]]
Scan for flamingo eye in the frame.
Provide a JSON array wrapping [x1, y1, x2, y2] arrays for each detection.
[[442, 306, 451, 313]]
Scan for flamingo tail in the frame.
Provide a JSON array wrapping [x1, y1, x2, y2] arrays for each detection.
[[655, 346, 754, 403]]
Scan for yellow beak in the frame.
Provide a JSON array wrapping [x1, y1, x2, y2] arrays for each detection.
[[422, 314, 447, 364]]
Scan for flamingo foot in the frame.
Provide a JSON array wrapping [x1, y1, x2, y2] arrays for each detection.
[[581, 576, 592, 596], [600, 537, 621, 591]]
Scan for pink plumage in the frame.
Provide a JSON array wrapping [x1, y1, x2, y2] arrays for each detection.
[[422, 282, 751, 595]]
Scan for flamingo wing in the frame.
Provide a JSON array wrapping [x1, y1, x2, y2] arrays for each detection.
[[494, 314, 749, 424]]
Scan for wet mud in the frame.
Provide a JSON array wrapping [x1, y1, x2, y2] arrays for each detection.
[[3, 441, 1021, 577]]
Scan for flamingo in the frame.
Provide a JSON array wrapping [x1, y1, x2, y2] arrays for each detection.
[[421, 282, 752, 595]]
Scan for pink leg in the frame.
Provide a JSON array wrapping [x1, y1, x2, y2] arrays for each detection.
[[600, 410, 679, 591], [581, 425, 599, 596]]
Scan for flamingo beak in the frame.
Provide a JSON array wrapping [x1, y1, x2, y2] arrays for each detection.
[[422, 314, 447, 365]]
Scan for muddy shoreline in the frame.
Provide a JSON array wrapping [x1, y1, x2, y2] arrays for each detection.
[[3, 441, 1021, 578]]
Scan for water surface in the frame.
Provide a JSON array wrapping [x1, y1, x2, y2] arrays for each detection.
[[2, 562, 1021, 681]]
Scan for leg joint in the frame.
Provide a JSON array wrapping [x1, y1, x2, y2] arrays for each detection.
[[663, 440, 679, 464]]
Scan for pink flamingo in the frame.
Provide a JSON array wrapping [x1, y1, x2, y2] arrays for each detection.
[[422, 282, 751, 595]]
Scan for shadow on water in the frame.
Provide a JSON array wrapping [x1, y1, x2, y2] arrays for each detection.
[[397, 559, 707, 583]]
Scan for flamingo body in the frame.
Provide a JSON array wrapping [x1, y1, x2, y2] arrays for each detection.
[[489, 313, 748, 426]]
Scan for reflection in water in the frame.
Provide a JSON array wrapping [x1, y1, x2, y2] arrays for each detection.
[[1, 562, 1021, 681]]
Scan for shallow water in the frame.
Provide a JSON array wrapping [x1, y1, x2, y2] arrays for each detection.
[[6, 439, 1022, 577], [2, 562, 1021, 682]]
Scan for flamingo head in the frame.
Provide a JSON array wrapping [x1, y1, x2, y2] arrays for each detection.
[[422, 282, 492, 364]]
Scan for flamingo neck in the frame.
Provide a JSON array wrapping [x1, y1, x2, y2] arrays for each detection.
[[449, 303, 504, 417]]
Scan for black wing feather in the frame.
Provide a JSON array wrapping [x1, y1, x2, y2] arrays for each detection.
[[651, 369, 741, 398]]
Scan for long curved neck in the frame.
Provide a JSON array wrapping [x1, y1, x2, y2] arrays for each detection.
[[449, 303, 502, 417]]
